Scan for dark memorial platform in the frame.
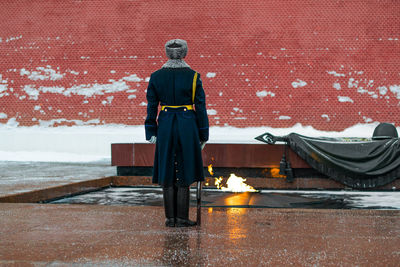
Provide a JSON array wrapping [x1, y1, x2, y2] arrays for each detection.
[[111, 143, 319, 180], [111, 143, 309, 168]]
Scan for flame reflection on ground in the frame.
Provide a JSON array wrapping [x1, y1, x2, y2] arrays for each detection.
[[226, 208, 248, 243]]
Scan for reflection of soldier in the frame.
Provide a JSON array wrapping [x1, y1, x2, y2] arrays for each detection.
[[145, 39, 209, 227]]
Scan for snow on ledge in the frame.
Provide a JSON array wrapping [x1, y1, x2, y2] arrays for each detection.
[[0, 122, 397, 162], [0, 151, 107, 163]]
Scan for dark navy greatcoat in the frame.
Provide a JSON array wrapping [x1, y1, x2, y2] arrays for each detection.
[[145, 67, 209, 187]]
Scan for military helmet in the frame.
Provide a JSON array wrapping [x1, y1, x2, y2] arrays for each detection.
[[372, 123, 398, 140]]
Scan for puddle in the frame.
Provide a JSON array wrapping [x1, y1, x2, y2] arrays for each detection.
[[48, 187, 400, 210]]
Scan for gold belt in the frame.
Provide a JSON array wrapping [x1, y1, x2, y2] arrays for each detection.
[[161, 105, 193, 111]]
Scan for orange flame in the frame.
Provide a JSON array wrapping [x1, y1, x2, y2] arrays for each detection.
[[208, 164, 257, 192], [270, 168, 286, 178], [214, 177, 224, 189], [220, 174, 257, 192], [208, 164, 214, 176]]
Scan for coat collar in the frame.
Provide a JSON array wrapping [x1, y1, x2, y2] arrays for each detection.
[[162, 59, 190, 69]]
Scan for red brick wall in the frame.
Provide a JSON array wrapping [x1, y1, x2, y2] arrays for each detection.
[[0, 0, 399, 130]]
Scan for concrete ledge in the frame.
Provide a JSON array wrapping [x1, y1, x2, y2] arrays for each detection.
[[0, 177, 113, 203], [112, 176, 153, 187]]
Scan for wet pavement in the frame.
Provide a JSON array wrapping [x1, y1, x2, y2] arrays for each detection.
[[1, 203, 399, 266], [50, 187, 400, 210]]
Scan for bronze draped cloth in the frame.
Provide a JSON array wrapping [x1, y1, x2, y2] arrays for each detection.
[[257, 133, 400, 189]]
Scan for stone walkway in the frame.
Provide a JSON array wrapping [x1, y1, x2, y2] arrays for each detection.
[[1, 203, 399, 266]]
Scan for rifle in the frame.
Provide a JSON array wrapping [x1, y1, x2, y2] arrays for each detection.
[[196, 181, 201, 226], [197, 141, 206, 226]]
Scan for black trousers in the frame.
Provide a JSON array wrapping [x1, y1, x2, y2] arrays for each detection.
[[163, 152, 191, 220]]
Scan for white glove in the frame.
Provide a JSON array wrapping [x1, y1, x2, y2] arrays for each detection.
[[200, 141, 206, 150], [148, 136, 157, 144]]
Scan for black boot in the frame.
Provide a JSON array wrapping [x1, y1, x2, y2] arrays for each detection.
[[176, 186, 197, 227], [163, 187, 175, 227]]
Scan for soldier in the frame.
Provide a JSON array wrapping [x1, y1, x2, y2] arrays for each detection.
[[145, 39, 209, 227]]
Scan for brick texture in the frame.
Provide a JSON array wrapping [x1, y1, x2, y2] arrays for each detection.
[[0, 0, 399, 130]]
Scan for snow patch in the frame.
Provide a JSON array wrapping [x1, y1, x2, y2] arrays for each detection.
[[206, 72, 216, 78], [0, 151, 106, 163], [5, 118, 19, 127], [20, 66, 65, 81], [102, 96, 114, 105], [278, 116, 291, 120], [0, 113, 7, 119], [0, 123, 398, 162], [18, 73, 145, 99], [22, 85, 39, 100], [0, 125, 148, 161], [362, 116, 373, 123], [0, 84, 7, 97], [291, 79, 307, 88], [327, 71, 345, 77], [338, 96, 354, 103], [22, 81, 131, 99], [209, 123, 394, 144], [321, 114, 330, 122], [377, 86, 388, 95], [207, 109, 217, 115], [39, 86, 65, 94], [64, 81, 130, 97], [256, 90, 275, 99], [348, 78, 359, 88], [333, 82, 341, 90], [5, 35, 22, 42], [389, 85, 400, 99], [38, 118, 101, 127], [122, 74, 143, 82], [0, 74, 8, 97]]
